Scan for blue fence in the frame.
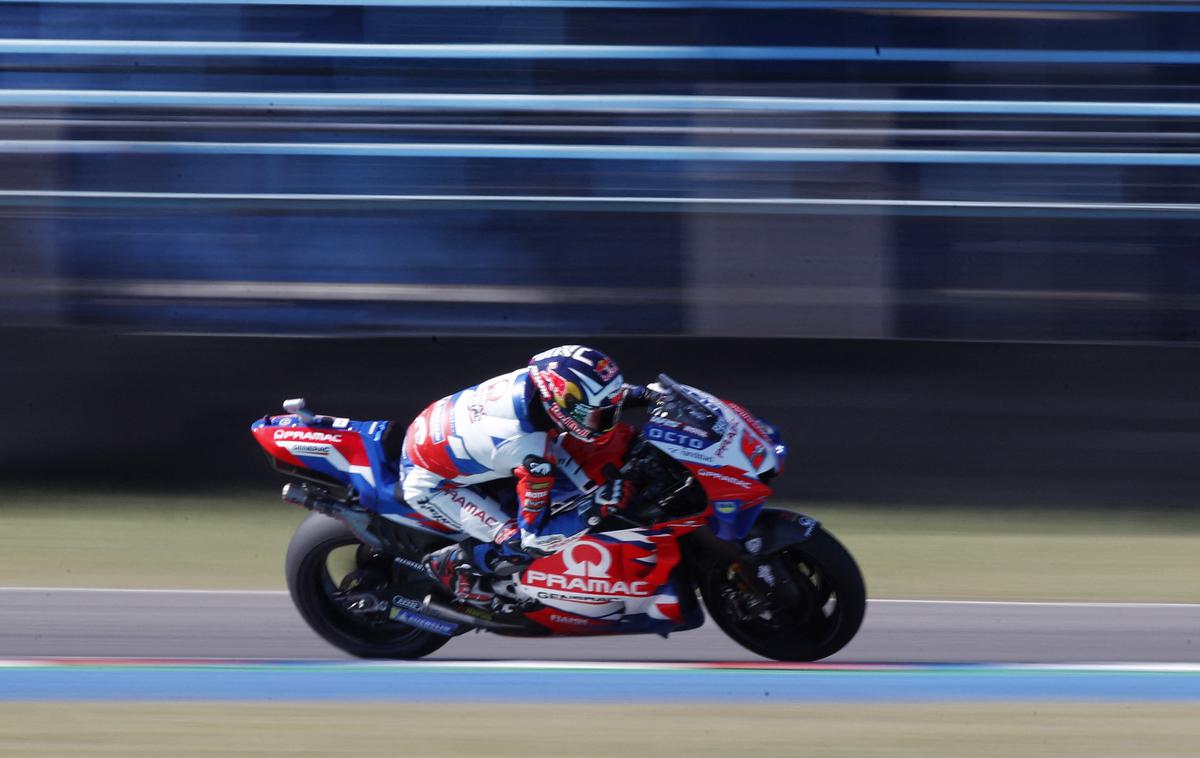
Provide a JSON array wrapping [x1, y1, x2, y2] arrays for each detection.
[[1, 0, 1199, 339]]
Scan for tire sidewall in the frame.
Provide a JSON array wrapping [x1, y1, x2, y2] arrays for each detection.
[[700, 527, 867, 662], [285, 511, 449, 659]]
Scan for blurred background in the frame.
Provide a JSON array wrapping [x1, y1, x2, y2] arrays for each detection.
[[3, 0, 1199, 509]]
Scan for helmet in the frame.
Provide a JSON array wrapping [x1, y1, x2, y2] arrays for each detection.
[[528, 345, 627, 441]]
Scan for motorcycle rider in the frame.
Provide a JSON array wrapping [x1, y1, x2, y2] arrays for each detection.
[[400, 345, 653, 606]]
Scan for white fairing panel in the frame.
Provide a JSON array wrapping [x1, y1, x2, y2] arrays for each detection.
[[643, 383, 778, 476]]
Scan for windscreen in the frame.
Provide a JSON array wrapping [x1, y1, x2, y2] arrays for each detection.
[[650, 374, 728, 442]]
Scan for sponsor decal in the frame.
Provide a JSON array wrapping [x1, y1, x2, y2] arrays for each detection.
[[524, 542, 652, 596], [697, 468, 754, 489], [468, 402, 485, 423], [525, 459, 553, 477], [532, 345, 595, 365], [714, 425, 739, 457], [543, 371, 578, 407], [713, 499, 741, 515], [332, 417, 350, 429], [562, 540, 613, 578], [418, 508, 459, 530], [525, 571, 651, 596], [527, 534, 570, 553], [391, 609, 456, 636], [676, 449, 718, 464], [465, 507, 500, 528], [741, 431, 767, 470], [593, 357, 619, 382], [391, 595, 424, 611], [441, 490, 501, 528], [550, 407, 592, 440], [434, 484, 499, 527], [394, 555, 433, 575], [645, 424, 711, 450], [535, 590, 611, 605], [726, 401, 771, 439], [273, 429, 343, 443], [455, 604, 496, 621], [549, 613, 595, 627], [291, 443, 332, 457]]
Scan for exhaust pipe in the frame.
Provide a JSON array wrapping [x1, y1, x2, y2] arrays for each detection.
[[421, 594, 531, 632]]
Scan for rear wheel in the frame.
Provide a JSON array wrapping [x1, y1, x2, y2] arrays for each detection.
[[700, 528, 866, 661], [285, 512, 450, 659]]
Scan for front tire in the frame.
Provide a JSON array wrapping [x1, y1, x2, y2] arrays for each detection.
[[285, 512, 450, 659], [700, 528, 866, 662]]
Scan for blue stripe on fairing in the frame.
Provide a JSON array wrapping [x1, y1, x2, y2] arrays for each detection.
[[4, 40, 1200, 65], [2, 663, 1199, 702], [4, 1, 1200, 12], [5, 140, 1200, 167], [6, 91, 1200, 119]]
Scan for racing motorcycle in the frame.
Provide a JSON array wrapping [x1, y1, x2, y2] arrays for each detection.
[[249, 376, 865, 661]]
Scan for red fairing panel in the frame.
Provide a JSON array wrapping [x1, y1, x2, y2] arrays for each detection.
[[252, 420, 371, 469], [523, 537, 679, 599], [684, 463, 772, 509]]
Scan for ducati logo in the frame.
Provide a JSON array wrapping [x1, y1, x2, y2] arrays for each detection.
[[562, 541, 612, 578]]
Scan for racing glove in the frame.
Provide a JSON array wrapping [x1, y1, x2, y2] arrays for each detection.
[[623, 383, 663, 409], [513, 454, 555, 532], [593, 477, 635, 520]]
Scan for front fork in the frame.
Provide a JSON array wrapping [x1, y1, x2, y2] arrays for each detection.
[[686, 525, 808, 624]]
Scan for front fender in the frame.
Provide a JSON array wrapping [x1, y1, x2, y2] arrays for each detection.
[[742, 508, 821, 557]]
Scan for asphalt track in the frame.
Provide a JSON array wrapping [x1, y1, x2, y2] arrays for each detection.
[[2, 588, 1198, 663]]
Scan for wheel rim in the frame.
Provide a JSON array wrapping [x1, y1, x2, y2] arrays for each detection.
[[714, 548, 856, 656], [301, 537, 433, 647]]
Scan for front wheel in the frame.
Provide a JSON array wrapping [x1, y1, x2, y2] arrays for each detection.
[[285, 512, 450, 659], [700, 528, 866, 662]]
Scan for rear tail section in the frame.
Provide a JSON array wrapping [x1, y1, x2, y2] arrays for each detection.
[[250, 399, 382, 497]]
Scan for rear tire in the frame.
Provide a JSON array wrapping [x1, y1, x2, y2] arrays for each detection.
[[700, 528, 866, 662], [285, 512, 450, 659]]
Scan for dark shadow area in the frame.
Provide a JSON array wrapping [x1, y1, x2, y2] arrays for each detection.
[[5, 326, 1197, 508]]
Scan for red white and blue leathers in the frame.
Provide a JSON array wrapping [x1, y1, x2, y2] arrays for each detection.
[[400, 367, 631, 554]]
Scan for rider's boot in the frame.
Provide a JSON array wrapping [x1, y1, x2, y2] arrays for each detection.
[[423, 522, 540, 607], [423, 540, 494, 608]]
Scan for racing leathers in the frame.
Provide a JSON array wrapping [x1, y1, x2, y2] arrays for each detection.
[[400, 367, 636, 588]]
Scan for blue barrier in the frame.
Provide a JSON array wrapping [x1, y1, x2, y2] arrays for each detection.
[[2, 0, 1199, 340]]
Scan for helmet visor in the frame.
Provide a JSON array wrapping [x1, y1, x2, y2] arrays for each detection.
[[567, 401, 622, 434]]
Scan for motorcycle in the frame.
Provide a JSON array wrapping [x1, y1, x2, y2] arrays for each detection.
[[249, 375, 866, 661]]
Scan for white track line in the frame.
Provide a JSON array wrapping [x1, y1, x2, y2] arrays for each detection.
[[0, 587, 286, 595], [2, 587, 1198, 608], [869, 599, 1200, 609], [0, 659, 1198, 673]]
